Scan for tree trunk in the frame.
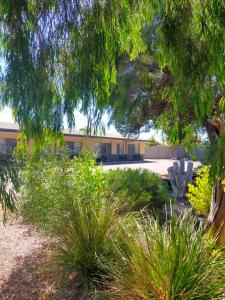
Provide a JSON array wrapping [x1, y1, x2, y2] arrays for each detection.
[[206, 179, 225, 244], [205, 118, 225, 244]]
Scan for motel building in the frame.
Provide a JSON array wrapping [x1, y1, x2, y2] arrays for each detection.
[[0, 122, 147, 162]]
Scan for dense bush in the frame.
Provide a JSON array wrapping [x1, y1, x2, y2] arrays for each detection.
[[105, 168, 170, 212], [108, 211, 225, 299], [187, 165, 212, 215], [21, 151, 128, 280], [21, 151, 70, 231]]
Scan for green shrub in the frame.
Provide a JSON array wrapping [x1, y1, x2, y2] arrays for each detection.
[[187, 165, 212, 215], [21, 151, 70, 231], [105, 168, 170, 212], [21, 150, 128, 280], [51, 152, 121, 278], [108, 211, 225, 299]]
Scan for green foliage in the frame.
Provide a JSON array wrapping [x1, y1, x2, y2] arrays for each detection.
[[155, 0, 225, 176], [21, 150, 69, 230], [0, 158, 21, 223], [21, 150, 128, 280], [0, 0, 224, 178], [187, 165, 212, 216], [0, 0, 153, 137], [108, 211, 225, 299], [109, 51, 169, 137], [105, 168, 170, 212]]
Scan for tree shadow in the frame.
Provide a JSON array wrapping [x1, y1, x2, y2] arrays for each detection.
[[102, 159, 156, 166], [0, 246, 55, 299], [0, 245, 97, 300]]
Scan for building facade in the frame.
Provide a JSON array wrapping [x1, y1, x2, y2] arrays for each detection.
[[0, 122, 147, 161]]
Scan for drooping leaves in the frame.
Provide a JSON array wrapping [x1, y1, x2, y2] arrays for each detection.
[[0, 0, 152, 137]]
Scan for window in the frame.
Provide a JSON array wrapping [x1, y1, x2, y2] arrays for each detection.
[[95, 143, 112, 160], [128, 144, 139, 155], [117, 144, 124, 155], [134, 144, 139, 154], [74, 142, 81, 154], [0, 138, 16, 154], [6, 139, 17, 153], [65, 141, 74, 152], [95, 143, 107, 155], [65, 141, 81, 154]]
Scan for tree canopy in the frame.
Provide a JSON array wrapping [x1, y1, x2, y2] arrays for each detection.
[[157, 0, 225, 177], [0, 0, 225, 242], [0, 0, 224, 174], [0, 0, 151, 137]]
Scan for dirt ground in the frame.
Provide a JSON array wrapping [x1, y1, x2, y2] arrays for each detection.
[[0, 222, 54, 299], [0, 222, 62, 299], [0, 220, 96, 300]]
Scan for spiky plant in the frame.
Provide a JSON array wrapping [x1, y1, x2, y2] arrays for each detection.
[[108, 211, 225, 299]]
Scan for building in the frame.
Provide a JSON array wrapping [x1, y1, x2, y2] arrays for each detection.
[[0, 122, 147, 161]]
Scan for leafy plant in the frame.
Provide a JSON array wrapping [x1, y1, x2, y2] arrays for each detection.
[[187, 165, 212, 216], [51, 152, 121, 278], [105, 168, 170, 212], [21, 150, 70, 231], [21, 150, 127, 280], [108, 211, 225, 299]]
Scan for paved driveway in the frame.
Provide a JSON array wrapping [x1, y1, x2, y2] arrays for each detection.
[[102, 159, 201, 176]]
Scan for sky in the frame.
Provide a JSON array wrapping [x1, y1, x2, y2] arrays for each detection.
[[0, 58, 162, 141], [0, 107, 161, 141]]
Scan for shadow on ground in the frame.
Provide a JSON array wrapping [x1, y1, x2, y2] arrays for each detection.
[[0, 246, 92, 300], [101, 160, 156, 166]]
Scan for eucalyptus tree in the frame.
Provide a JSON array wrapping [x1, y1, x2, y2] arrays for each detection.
[[110, 1, 225, 244], [156, 0, 225, 244], [0, 0, 224, 242], [108, 51, 173, 138]]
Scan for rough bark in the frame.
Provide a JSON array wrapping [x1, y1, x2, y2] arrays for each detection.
[[205, 118, 225, 244], [207, 179, 225, 244]]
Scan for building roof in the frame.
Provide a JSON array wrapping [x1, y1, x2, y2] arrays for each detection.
[[0, 122, 19, 131], [0, 122, 149, 142]]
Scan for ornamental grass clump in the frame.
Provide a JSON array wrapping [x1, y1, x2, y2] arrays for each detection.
[[21, 150, 127, 281], [108, 211, 225, 299], [51, 152, 122, 279]]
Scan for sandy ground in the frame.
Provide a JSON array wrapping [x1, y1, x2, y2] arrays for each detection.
[[0, 223, 46, 284], [0, 221, 94, 299], [102, 159, 201, 175], [0, 222, 61, 299]]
